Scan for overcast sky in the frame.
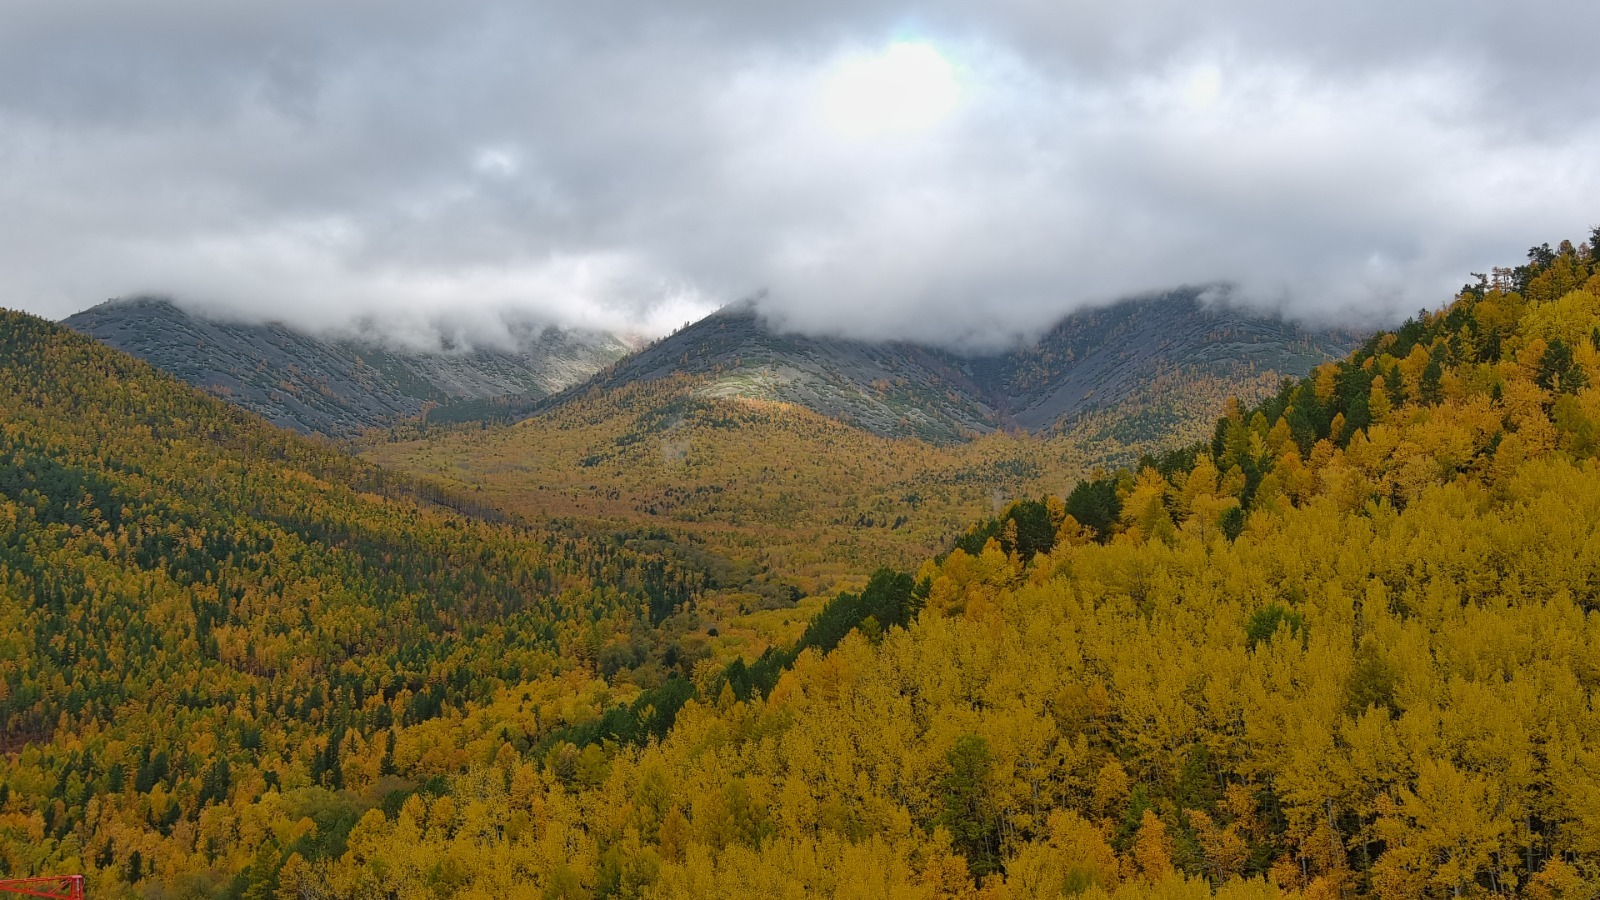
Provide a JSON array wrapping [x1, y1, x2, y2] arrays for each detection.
[[4, 1, 1599, 349]]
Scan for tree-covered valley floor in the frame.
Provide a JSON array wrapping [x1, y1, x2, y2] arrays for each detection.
[[356, 364, 1283, 635], [5, 235, 1600, 897], [359, 379, 1096, 634]]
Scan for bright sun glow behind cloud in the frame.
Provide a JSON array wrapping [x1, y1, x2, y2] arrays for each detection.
[[7, 2, 1600, 344], [820, 42, 960, 138]]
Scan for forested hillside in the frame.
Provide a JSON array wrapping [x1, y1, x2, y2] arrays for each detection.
[[0, 312, 728, 896], [315, 237, 1600, 897], [6, 234, 1600, 899]]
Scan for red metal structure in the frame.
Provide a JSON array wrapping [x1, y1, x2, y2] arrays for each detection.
[[0, 877, 85, 900]]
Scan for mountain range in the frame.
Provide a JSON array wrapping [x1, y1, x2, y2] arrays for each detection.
[[66, 290, 1359, 444], [560, 290, 1362, 442]]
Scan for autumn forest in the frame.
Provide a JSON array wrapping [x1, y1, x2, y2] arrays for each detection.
[[7, 235, 1600, 899]]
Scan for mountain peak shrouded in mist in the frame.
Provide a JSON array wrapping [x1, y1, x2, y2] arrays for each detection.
[[64, 296, 634, 436], [6, 0, 1600, 344], [547, 289, 1362, 442], [64, 289, 1359, 443]]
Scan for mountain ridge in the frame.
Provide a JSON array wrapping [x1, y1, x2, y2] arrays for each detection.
[[64, 291, 1360, 444], [64, 297, 635, 437], [541, 290, 1363, 442]]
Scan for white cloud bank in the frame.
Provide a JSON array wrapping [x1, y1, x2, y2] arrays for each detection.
[[2, 0, 1597, 348]]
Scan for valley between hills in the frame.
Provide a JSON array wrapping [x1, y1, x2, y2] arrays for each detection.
[[4, 238, 1600, 898], [354, 294, 1354, 651]]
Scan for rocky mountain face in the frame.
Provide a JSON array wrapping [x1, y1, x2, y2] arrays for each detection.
[[66, 292, 1361, 444], [553, 290, 1364, 442], [64, 297, 634, 437]]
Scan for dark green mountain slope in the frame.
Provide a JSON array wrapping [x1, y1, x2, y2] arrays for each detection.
[[65, 297, 633, 437]]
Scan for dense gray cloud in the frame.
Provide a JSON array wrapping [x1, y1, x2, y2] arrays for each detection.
[[3, 0, 1598, 349]]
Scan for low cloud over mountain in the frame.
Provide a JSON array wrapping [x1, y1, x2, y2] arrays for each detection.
[[5, 1, 1599, 347]]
